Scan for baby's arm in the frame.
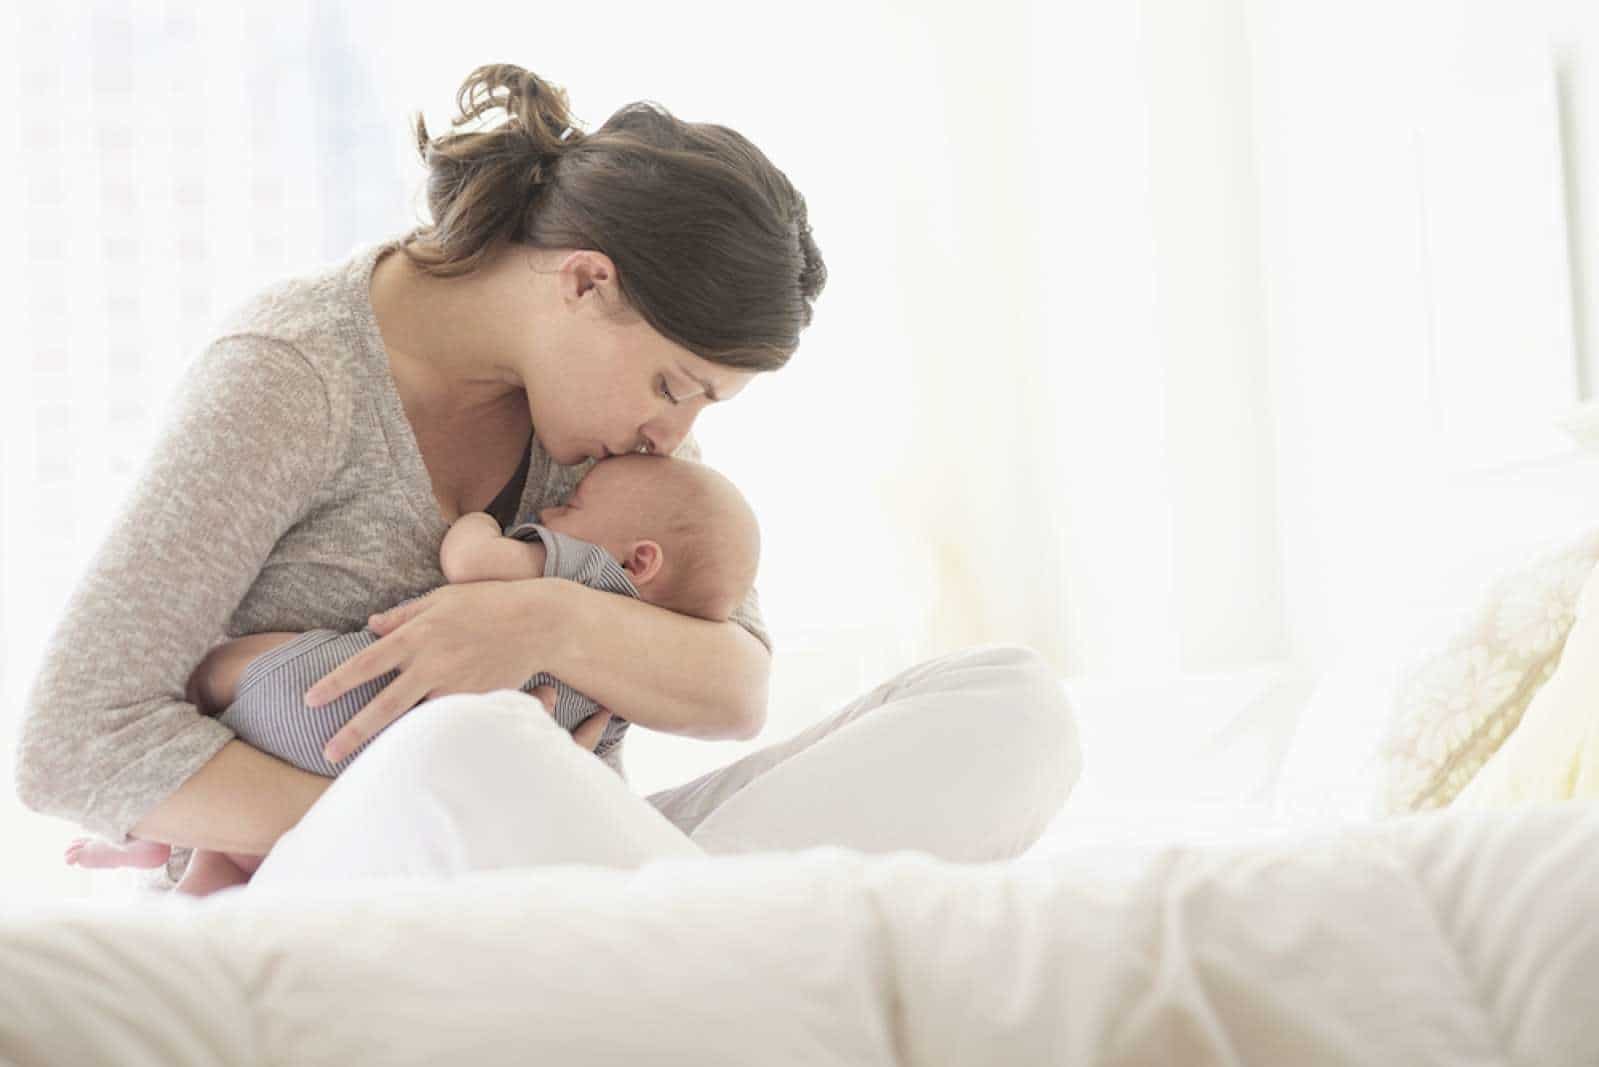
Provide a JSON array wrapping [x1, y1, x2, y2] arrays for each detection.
[[440, 512, 547, 583]]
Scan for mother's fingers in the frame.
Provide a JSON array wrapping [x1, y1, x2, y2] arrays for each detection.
[[367, 591, 435, 637], [305, 638, 410, 709], [320, 670, 429, 764], [531, 684, 557, 714]]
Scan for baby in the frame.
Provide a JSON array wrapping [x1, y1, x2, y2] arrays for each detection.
[[64, 453, 760, 895]]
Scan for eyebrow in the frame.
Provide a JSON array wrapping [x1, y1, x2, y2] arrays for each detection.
[[678, 367, 720, 403]]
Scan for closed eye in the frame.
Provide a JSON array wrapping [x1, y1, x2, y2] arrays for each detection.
[[659, 376, 679, 405]]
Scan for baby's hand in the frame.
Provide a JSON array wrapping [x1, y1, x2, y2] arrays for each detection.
[[439, 512, 505, 581], [439, 512, 546, 584]]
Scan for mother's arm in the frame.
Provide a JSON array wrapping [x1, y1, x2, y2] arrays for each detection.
[[15, 336, 339, 855], [543, 578, 770, 741], [445, 509, 766, 738], [128, 742, 331, 854]]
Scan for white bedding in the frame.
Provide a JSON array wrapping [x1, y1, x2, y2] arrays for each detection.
[[4, 800, 1595, 1066]]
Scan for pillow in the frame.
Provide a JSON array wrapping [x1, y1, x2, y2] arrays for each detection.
[[1453, 558, 1599, 808], [1272, 658, 1404, 825], [1556, 401, 1599, 451], [1376, 527, 1599, 814]]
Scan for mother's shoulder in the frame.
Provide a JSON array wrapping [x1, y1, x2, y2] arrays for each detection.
[[209, 242, 390, 384]]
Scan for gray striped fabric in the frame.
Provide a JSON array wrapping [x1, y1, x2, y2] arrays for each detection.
[[217, 524, 640, 779]]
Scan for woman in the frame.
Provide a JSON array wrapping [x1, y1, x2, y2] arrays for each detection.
[[16, 64, 1080, 890]]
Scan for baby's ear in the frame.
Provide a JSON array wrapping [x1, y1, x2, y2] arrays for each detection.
[[622, 540, 664, 585]]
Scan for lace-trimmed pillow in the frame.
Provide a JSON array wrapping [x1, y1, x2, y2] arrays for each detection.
[[1377, 527, 1599, 814]]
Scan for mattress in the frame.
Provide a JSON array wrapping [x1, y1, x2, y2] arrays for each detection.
[[2, 800, 1595, 1066]]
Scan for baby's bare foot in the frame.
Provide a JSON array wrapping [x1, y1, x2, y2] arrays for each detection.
[[64, 836, 172, 869]]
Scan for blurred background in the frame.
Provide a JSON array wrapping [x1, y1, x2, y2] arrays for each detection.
[[5, 0, 1599, 900]]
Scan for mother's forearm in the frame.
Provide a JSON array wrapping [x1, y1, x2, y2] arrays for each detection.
[[541, 580, 769, 741], [130, 740, 331, 854]]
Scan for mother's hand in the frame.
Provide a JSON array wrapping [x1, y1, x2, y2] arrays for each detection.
[[304, 580, 568, 763]]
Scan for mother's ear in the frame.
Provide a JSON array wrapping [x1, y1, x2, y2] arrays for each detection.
[[558, 249, 620, 305]]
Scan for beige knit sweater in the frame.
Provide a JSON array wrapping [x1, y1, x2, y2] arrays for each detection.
[[13, 237, 771, 883]]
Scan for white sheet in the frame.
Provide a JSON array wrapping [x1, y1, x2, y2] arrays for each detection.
[[4, 801, 1595, 1066], [1037, 665, 1315, 852]]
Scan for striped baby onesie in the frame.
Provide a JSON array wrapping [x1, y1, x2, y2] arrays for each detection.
[[218, 523, 639, 779]]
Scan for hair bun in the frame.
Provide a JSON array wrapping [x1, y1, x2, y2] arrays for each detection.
[[455, 64, 580, 152]]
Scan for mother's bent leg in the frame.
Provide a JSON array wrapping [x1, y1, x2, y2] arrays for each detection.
[[646, 644, 1081, 864], [251, 689, 703, 888]]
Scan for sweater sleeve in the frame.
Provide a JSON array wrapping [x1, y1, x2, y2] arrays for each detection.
[[13, 335, 336, 844], [671, 432, 774, 655]]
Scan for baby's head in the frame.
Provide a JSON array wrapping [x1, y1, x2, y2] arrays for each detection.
[[536, 454, 760, 622]]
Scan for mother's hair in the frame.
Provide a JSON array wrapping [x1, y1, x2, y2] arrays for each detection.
[[399, 63, 827, 373]]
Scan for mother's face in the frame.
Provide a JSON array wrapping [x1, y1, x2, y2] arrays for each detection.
[[527, 251, 756, 467]]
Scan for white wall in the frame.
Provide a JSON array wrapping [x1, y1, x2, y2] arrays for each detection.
[[1247, 0, 1599, 673]]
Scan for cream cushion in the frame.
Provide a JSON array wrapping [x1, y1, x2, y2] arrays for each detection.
[[1455, 558, 1599, 808], [1377, 528, 1599, 813]]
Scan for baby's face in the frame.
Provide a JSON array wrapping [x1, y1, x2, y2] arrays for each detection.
[[535, 462, 640, 561], [538, 454, 757, 618]]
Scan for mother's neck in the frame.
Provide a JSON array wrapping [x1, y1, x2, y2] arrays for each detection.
[[370, 241, 532, 419]]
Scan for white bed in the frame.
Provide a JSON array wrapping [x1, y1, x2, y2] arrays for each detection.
[[2, 787, 1594, 1066], [3, 661, 1597, 1066]]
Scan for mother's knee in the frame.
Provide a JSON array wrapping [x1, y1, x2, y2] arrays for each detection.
[[929, 644, 1082, 780], [986, 645, 1077, 733], [931, 644, 1071, 711], [354, 689, 562, 774]]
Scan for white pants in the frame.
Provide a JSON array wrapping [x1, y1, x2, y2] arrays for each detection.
[[251, 644, 1081, 887]]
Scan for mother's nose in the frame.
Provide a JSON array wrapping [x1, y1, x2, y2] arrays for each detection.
[[642, 413, 700, 457]]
